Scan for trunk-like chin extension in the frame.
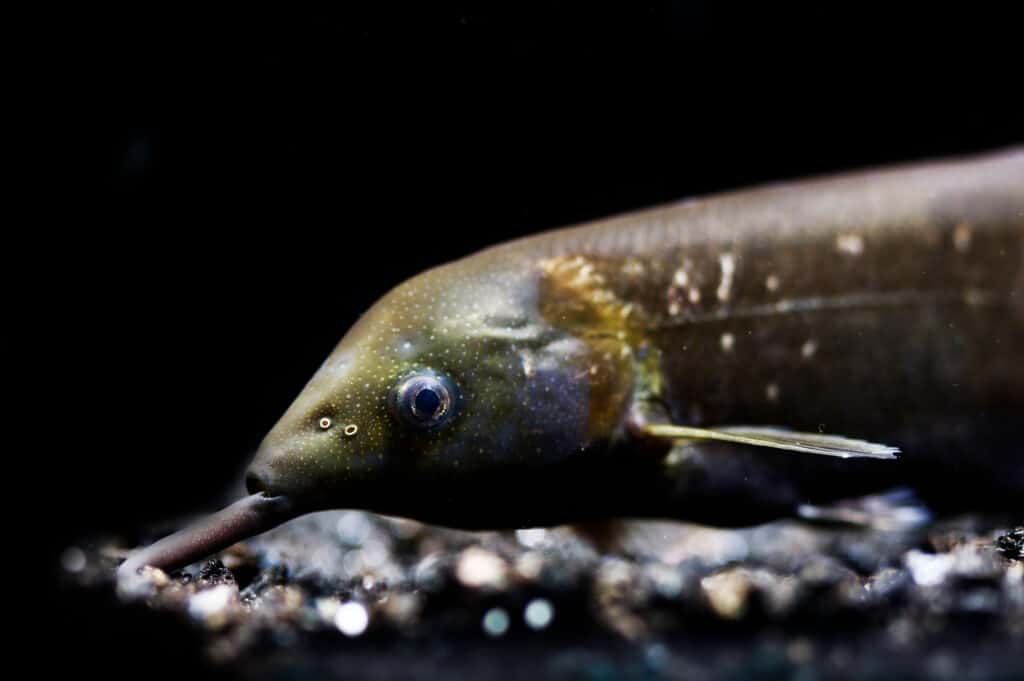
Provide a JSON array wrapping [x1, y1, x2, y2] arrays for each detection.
[[117, 493, 296, 580]]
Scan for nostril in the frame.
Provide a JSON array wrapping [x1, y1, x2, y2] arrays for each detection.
[[245, 469, 267, 495]]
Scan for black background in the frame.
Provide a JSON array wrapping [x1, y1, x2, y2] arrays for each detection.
[[55, 2, 1020, 561]]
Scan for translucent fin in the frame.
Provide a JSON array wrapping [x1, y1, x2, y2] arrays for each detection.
[[642, 424, 899, 460]]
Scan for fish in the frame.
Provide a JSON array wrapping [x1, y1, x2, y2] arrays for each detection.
[[118, 147, 1024, 580]]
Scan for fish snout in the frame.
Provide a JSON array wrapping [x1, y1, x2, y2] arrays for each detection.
[[243, 443, 331, 511], [244, 442, 289, 498], [244, 464, 272, 496]]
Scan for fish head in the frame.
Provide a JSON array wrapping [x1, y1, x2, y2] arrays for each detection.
[[245, 255, 636, 525]]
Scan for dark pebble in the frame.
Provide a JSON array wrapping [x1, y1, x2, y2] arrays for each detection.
[[996, 527, 1024, 561]]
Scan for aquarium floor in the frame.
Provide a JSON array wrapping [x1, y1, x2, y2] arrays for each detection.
[[61, 512, 1023, 681]]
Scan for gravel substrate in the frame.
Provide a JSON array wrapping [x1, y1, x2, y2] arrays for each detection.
[[62, 511, 1023, 681]]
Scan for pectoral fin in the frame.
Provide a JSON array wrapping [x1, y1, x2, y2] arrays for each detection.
[[641, 423, 899, 460]]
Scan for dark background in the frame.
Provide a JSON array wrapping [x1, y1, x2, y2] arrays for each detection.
[[55, 2, 1021, 556]]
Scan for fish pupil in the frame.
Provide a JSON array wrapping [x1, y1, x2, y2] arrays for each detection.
[[414, 387, 442, 418]]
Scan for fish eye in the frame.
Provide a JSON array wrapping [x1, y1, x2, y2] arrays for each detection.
[[392, 372, 456, 430], [319, 417, 332, 430]]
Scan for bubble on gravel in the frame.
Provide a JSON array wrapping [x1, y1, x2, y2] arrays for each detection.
[[701, 569, 753, 619], [360, 539, 390, 570], [456, 547, 508, 589], [644, 642, 669, 670], [515, 551, 545, 580], [116, 565, 170, 601], [515, 528, 548, 548], [905, 550, 955, 587], [644, 562, 684, 598], [315, 597, 341, 624], [482, 607, 510, 637], [413, 553, 447, 591], [337, 512, 374, 546], [334, 601, 369, 637], [524, 598, 554, 630], [188, 584, 237, 626], [380, 592, 423, 627]]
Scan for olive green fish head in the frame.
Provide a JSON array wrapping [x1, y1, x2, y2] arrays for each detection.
[[245, 255, 636, 524]]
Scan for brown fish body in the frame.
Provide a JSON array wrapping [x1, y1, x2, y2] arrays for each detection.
[[269, 146, 1022, 527], [120, 149, 1024, 581], [480, 147, 1024, 523]]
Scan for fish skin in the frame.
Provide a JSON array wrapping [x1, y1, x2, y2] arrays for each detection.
[[245, 147, 1023, 529]]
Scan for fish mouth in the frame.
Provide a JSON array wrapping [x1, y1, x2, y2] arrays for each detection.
[[245, 467, 271, 496], [117, 491, 298, 581]]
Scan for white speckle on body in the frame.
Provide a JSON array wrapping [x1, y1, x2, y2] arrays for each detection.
[[836, 233, 865, 256], [765, 274, 781, 292], [716, 252, 736, 302], [720, 332, 735, 352], [963, 288, 990, 306], [520, 350, 537, 378], [953, 222, 972, 252], [621, 259, 646, 277], [570, 262, 597, 288], [688, 287, 701, 304], [765, 382, 780, 402], [801, 340, 818, 359], [672, 268, 689, 287], [335, 601, 370, 637]]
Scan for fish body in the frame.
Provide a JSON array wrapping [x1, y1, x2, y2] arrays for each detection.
[[120, 148, 1024, 579], [490, 148, 1024, 524]]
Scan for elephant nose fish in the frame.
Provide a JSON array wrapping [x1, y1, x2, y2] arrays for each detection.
[[119, 146, 1024, 580]]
